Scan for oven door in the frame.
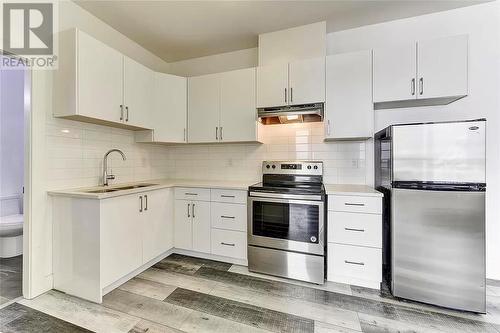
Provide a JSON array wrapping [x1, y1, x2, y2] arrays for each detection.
[[248, 196, 324, 256]]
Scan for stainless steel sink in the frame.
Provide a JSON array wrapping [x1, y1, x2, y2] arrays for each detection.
[[85, 183, 158, 194]]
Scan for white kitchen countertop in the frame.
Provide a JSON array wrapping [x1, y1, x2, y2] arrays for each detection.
[[48, 179, 255, 200], [324, 184, 383, 197]]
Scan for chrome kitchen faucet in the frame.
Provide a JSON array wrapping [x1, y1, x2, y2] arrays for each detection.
[[102, 149, 127, 186]]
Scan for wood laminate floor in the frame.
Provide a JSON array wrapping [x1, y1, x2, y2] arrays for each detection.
[[1, 254, 500, 333]]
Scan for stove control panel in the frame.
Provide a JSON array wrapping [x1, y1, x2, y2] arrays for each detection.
[[262, 161, 323, 176]]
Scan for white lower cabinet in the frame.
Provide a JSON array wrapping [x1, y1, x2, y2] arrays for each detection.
[[211, 202, 247, 232], [211, 229, 247, 260], [174, 199, 211, 252], [327, 193, 382, 289], [52, 188, 174, 303]]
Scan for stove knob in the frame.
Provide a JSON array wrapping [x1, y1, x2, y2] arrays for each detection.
[[272, 165, 276, 169], [313, 165, 318, 170], [266, 164, 270, 169], [307, 165, 312, 170]]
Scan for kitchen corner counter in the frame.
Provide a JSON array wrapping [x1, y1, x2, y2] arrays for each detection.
[[324, 184, 383, 197], [48, 179, 254, 199]]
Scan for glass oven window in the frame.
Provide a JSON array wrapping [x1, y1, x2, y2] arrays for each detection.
[[252, 200, 319, 243]]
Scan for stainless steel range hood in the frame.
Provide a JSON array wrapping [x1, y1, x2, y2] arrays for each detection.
[[257, 103, 324, 125]]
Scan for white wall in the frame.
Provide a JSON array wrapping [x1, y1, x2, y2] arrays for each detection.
[[27, 1, 171, 298], [0, 65, 25, 202], [326, 1, 500, 279]]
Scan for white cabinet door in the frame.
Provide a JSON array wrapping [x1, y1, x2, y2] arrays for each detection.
[[373, 43, 417, 103], [150, 73, 187, 143], [220, 68, 257, 142], [256, 63, 288, 108], [100, 194, 142, 287], [191, 200, 211, 253], [325, 51, 373, 140], [78, 30, 123, 123], [417, 35, 468, 99], [188, 74, 220, 143], [174, 200, 192, 250], [288, 57, 325, 105], [142, 189, 174, 263], [123, 56, 154, 129]]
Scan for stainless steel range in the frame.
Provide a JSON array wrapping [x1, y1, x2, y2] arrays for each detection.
[[248, 161, 325, 284]]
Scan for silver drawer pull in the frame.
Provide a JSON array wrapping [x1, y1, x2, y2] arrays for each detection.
[[345, 228, 365, 232], [345, 260, 365, 266], [185, 193, 198, 196], [344, 203, 365, 206], [221, 195, 235, 198], [221, 216, 235, 219], [221, 242, 235, 247]]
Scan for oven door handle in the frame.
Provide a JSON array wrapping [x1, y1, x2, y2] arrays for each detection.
[[248, 195, 325, 206], [249, 191, 323, 201]]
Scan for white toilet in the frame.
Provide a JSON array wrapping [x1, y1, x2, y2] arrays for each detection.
[[0, 195, 23, 258]]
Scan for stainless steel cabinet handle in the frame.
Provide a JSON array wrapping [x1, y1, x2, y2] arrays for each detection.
[[192, 203, 195, 218], [221, 195, 235, 198], [125, 106, 129, 122], [120, 105, 124, 121], [326, 120, 331, 136], [284, 88, 287, 103], [344, 203, 365, 207], [144, 195, 148, 211], [221, 215, 235, 219], [345, 260, 365, 266], [419, 77, 424, 95], [221, 242, 235, 247], [187, 203, 190, 217], [345, 227, 365, 232], [216, 127, 218, 140], [139, 196, 143, 212], [185, 193, 198, 196], [411, 78, 416, 96], [290, 87, 293, 103], [220, 127, 223, 141], [184, 128, 186, 142]]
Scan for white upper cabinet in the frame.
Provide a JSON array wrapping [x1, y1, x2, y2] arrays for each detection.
[[54, 29, 154, 130], [373, 35, 468, 109], [417, 35, 468, 99], [257, 57, 326, 108], [123, 57, 154, 129], [256, 63, 289, 108], [220, 68, 257, 142], [136, 73, 187, 143], [373, 43, 417, 103], [188, 68, 260, 143], [188, 73, 221, 143], [289, 57, 326, 105], [77, 31, 123, 123], [325, 50, 373, 140]]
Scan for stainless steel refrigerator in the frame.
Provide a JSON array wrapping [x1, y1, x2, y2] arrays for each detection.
[[375, 119, 486, 313]]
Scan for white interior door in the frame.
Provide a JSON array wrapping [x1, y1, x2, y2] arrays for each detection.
[[153, 73, 187, 142], [288, 57, 325, 105], [373, 43, 417, 102], [325, 50, 373, 139], [123, 56, 154, 129], [417, 35, 468, 99], [256, 63, 288, 108], [191, 201, 211, 253], [220, 68, 257, 142], [188, 73, 220, 143], [174, 200, 192, 250], [78, 31, 123, 123]]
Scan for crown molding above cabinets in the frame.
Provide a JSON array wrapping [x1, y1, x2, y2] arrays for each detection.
[[54, 29, 154, 130], [373, 34, 468, 110]]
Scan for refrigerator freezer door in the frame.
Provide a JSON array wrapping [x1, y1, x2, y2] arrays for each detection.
[[392, 120, 485, 183], [391, 188, 485, 313]]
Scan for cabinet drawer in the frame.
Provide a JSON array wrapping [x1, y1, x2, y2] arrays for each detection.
[[327, 243, 381, 286], [328, 195, 382, 214], [211, 189, 247, 204], [328, 211, 381, 248], [175, 187, 211, 201], [211, 229, 247, 260], [211, 202, 247, 232]]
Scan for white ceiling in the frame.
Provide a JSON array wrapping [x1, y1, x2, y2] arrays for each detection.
[[74, 0, 487, 62]]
